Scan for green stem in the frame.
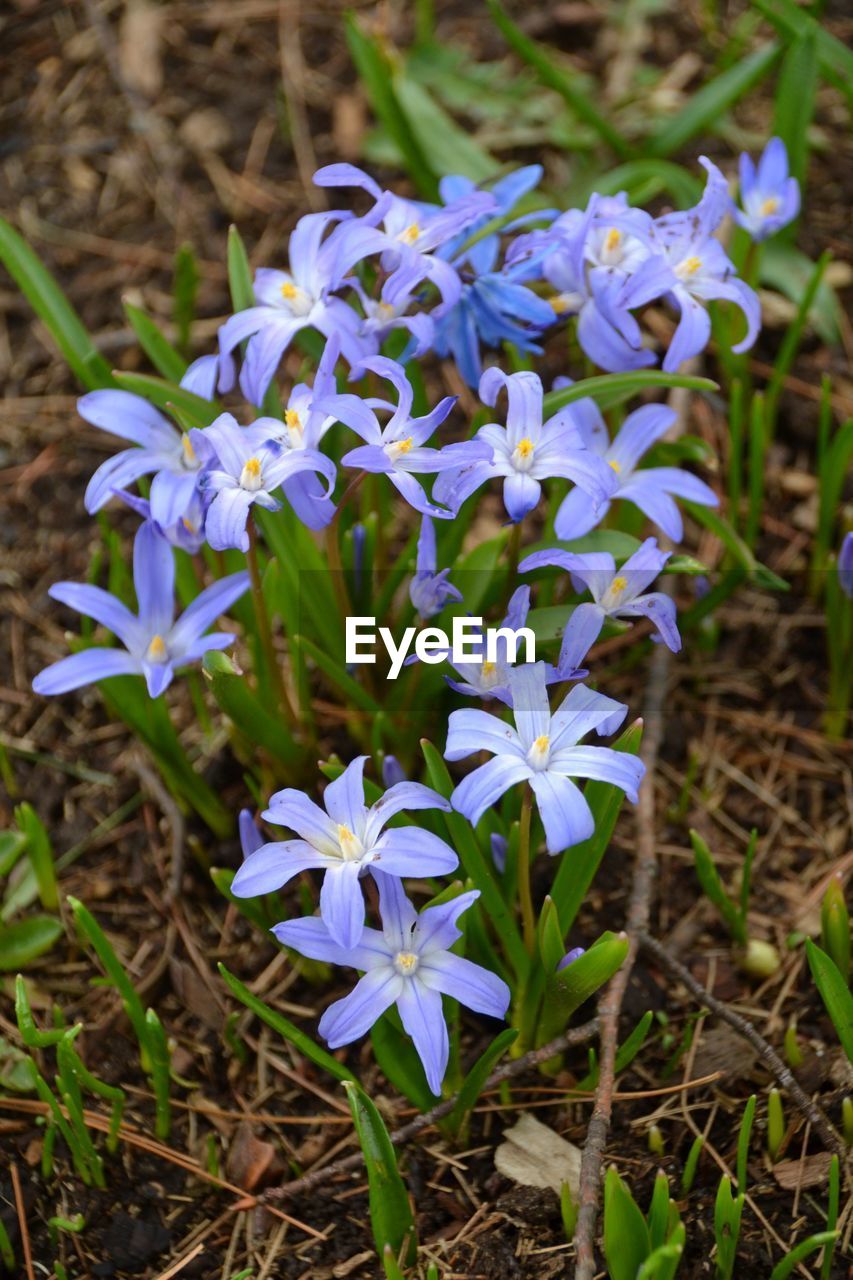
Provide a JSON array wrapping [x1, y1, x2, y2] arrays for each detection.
[[325, 471, 368, 621], [518, 785, 535, 954], [504, 522, 523, 609], [246, 523, 287, 716]]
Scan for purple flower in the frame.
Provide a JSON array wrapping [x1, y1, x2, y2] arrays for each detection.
[[409, 516, 462, 619], [216, 211, 374, 405], [381, 755, 406, 788], [558, 946, 586, 969], [446, 662, 643, 854], [437, 585, 543, 704], [81, 390, 207, 526], [313, 163, 495, 314], [239, 809, 265, 860], [554, 403, 717, 542], [490, 832, 508, 873], [839, 531, 853, 598], [651, 158, 760, 371], [191, 412, 336, 551], [521, 537, 681, 665], [439, 165, 551, 274], [734, 138, 800, 242], [433, 266, 555, 388], [33, 522, 249, 698], [276, 871, 510, 1094], [113, 488, 209, 555], [319, 356, 488, 519], [434, 369, 616, 523], [231, 757, 457, 950]]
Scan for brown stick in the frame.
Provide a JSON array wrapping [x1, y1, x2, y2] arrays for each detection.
[[262, 1015, 600, 1202], [638, 930, 846, 1159], [10, 1162, 34, 1280], [573, 627, 673, 1280]]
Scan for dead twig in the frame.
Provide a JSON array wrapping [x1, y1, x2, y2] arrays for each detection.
[[572, 630, 673, 1280], [10, 1162, 34, 1280], [262, 1015, 600, 1202], [638, 930, 847, 1160]]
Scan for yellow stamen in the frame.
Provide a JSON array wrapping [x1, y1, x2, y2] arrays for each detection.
[[388, 436, 414, 460], [147, 634, 167, 662], [533, 734, 550, 753], [399, 223, 421, 245], [285, 408, 301, 429], [611, 576, 628, 595], [515, 438, 534, 459], [394, 951, 419, 975], [280, 282, 298, 300], [680, 255, 703, 277], [604, 227, 622, 252], [337, 824, 362, 860], [550, 295, 571, 315], [181, 517, 197, 533], [608, 459, 621, 473], [759, 196, 780, 217], [240, 456, 263, 491], [181, 434, 196, 465], [377, 301, 395, 319], [481, 660, 497, 677]]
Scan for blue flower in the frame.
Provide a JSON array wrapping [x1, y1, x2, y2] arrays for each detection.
[[191, 412, 336, 551], [434, 369, 616, 523], [554, 403, 717, 542], [313, 163, 495, 315], [558, 946, 586, 969], [276, 871, 510, 1094], [216, 211, 374, 405], [238, 809, 265, 859], [839, 531, 853, 598], [231, 757, 457, 950], [113, 488, 209, 556], [521, 537, 681, 665], [433, 266, 555, 388], [651, 158, 760, 371], [734, 138, 800, 242], [409, 516, 462, 619], [81, 389, 207, 526], [33, 522, 249, 698], [432, 585, 540, 704], [446, 662, 643, 854], [439, 165, 550, 274], [319, 356, 488, 519]]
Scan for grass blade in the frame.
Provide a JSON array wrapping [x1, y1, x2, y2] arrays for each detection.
[[343, 1081, 417, 1264], [805, 939, 853, 1060]]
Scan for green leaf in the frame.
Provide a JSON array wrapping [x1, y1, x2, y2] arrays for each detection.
[[111, 371, 220, 425], [371, 1014, 436, 1113], [14, 974, 66, 1048], [0, 916, 63, 970], [346, 15, 438, 199], [0, 831, 27, 879], [760, 243, 841, 345], [604, 1166, 651, 1280], [593, 160, 701, 208], [0, 218, 114, 389], [690, 829, 745, 946], [420, 739, 528, 978], [773, 31, 817, 190], [636, 1234, 685, 1280], [805, 940, 853, 1060], [736, 1093, 755, 1192], [219, 964, 357, 1084], [648, 43, 781, 158], [227, 224, 255, 311], [487, 0, 630, 159], [770, 1233, 839, 1280], [393, 75, 497, 181], [343, 1081, 417, 1263], [69, 897, 149, 1050], [202, 650, 302, 767], [537, 896, 564, 976], [446, 1027, 518, 1140], [297, 634, 384, 715], [538, 936, 629, 1045], [542, 371, 717, 417], [123, 301, 187, 383], [750, 0, 853, 105], [13, 803, 58, 912], [574, 1011, 654, 1091], [683, 503, 789, 592], [173, 243, 199, 355], [550, 720, 643, 932], [646, 1170, 671, 1251]]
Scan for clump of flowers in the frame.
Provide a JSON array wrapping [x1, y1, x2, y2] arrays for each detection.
[[31, 142, 798, 1095]]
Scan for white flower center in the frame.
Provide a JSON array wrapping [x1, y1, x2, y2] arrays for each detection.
[[478, 659, 499, 688], [279, 281, 313, 316], [398, 223, 421, 246], [394, 950, 420, 976], [285, 408, 304, 446], [512, 437, 535, 473], [240, 457, 264, 491], [146, 634, 169, 664], [603, 575, 629, 610], [675, 255, 703, 281], [181, 434, 200, 471], [549, 291, 583, 315], [336, 824, 364, 862], [526, 733, 551, 770], [386, 436, 414, 462]]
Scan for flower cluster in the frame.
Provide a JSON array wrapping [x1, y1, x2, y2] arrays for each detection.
[[32, 140, 797, 1094]]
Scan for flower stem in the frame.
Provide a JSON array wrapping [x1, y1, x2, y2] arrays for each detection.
[[325, 471, 367, 622], [247, 523, 288, 716], [518, 784, 535, 954], [504, 521, 523, 610]]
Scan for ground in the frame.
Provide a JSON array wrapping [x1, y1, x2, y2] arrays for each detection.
[[0, 1, 851, 1277]]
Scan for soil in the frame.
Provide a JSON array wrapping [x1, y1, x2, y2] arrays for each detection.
[[1, 2, 851, 1277]]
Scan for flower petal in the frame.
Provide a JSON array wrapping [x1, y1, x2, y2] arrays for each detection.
[[396, 979, 448, 1095], [418, 951, 510, 1019], [529, 770, 594, 853], [320, 862, 366, 949], [451, 755, 531, 827], [319, 968, 402, 1048], [33, 648, 140, 696], [231, 840, 329, 897]]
